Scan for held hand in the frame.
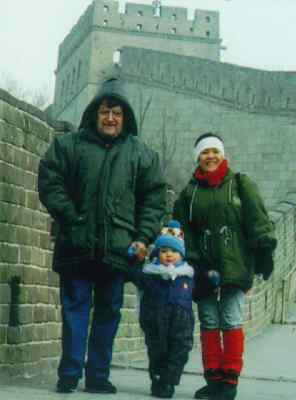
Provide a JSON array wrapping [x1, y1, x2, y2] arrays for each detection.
[[130, 241, 148, 263]]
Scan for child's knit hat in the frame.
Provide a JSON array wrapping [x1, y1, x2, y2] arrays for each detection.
[[154, 234, 185, 258], [161, 219, 183, 239]]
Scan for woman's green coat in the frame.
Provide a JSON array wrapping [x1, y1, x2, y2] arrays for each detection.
[[174, 170, 276, 291]]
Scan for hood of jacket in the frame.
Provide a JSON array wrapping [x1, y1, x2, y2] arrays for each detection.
[[79, 78, 138, 137]]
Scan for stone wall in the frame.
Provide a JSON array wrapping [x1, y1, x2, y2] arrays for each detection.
[[114, 47, 296, 208], [0, 89, 295, 378]]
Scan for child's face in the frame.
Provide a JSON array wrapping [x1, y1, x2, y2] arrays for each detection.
[[159, 247, 182, 266]]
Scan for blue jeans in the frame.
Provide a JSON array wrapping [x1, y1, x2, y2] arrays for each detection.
[[197, 287, 245, 331], [58, 267, 125, 381]]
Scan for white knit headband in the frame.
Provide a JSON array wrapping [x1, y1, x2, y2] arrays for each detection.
[[194, 137, 225, 163]]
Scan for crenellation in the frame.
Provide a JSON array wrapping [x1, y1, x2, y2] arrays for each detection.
[[157, 5, 188, 21], [125, 2, 154, 16]]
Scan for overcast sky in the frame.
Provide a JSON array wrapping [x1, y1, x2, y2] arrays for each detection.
[[1, 0, 295, 100]]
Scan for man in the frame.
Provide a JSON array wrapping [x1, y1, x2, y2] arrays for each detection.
[[38, 79, 166, 394]]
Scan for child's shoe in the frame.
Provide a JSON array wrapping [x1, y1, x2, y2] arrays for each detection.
[[56, 376, 78, 393], [152, 381, 175, 398]]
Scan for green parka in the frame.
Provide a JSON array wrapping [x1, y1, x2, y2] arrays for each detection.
[[174, 169, 277, 291], [38, 79, 166, 273]]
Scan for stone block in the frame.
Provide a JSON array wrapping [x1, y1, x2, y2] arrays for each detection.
[[0, 325, 7, 345], [18, 305, 34, 325], [0, 345, 8, 363], [0, 183, 26, 205], [0, 243, 19, 263], [0, 284, 10, 304]]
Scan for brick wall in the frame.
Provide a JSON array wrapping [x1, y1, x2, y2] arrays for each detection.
[[0, 89, 295, 378]]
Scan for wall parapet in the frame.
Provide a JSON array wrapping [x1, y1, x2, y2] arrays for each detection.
[[118, 47, 296, 116]]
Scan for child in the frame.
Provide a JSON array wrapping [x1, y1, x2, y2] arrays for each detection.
[[129, 226, 195, 399]]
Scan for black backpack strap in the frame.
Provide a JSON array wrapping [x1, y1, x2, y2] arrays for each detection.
[[234, 172, 241, 195]]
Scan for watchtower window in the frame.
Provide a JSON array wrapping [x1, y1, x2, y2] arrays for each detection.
[[190, 27, 194, 33], [103, 19, 108, 26], [172, 14, 177, 21], [155, 23, 159, 30], [103, 5, 109, 13], [137, 24, 142, 31], [152, 0, 161, 17], [113, 50, 121, 64], [206, 30, 210, 37], [171, 27, 176, 34], [206, 16, 211, 23], [138, 11, 143, 17]]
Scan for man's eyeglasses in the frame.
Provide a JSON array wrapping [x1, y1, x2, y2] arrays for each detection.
[[98, 109, 123, 119]]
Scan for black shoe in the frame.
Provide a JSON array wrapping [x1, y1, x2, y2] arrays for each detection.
[[56, 376, 78, 393], [220, 383, 237, 400], [151, 376, 161, 395], [152, 382, 175, 398], [85, 379, 117, 394], [194, 384, 210, 399]]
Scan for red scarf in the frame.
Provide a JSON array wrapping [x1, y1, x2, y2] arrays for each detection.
[[194, 159, 229, 187]]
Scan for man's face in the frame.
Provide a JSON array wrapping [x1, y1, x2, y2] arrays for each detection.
[[97, 101, 123, 137]]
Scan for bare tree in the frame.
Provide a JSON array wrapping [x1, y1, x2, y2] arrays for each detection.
[[136, 90, 184, 192], [0, 72, 52, 110], [155, 108, 177, 176], [137, 90, 153, 137]]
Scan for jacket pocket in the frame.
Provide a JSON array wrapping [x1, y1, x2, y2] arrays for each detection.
[[54, 217, 95, 262], [109, 215, 136, 256]]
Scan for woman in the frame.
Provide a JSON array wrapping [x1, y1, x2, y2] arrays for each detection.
[[173, 133, 276, 400]]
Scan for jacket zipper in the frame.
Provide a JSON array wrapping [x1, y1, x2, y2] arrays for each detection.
[[94, 147, 111, 257]]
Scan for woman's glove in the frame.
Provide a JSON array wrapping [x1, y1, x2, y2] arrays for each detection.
[[193, 265, 221, 301], [254, 248, 274, 280]]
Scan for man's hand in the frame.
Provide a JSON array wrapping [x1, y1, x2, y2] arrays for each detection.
[[130, 241, 148, 262]]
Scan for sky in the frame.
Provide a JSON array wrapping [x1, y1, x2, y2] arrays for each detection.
[[1, 0, 295, 101]]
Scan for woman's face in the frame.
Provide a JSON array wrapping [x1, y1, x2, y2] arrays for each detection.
[[199, 147, 224, 173]]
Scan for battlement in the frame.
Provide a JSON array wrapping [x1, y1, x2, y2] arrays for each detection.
[[57, 0, 220, 70], [94, 0, 219, 38], [125, 2, 188, 20]]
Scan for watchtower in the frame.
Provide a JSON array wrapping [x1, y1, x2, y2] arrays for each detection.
[[53, 0, 222, 125]]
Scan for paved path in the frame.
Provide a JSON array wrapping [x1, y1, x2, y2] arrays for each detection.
[[1, 305, 295, 399]]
